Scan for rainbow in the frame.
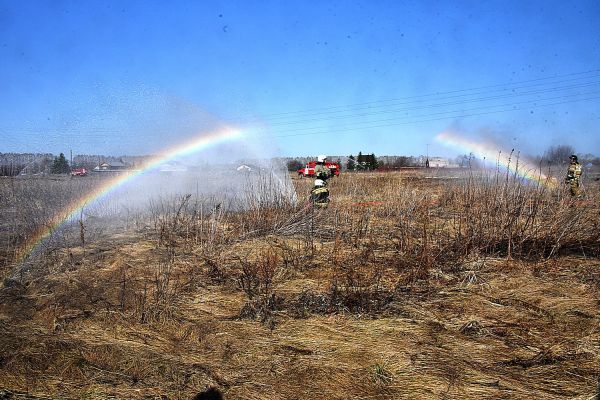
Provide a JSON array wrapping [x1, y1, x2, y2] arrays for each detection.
[[435, 130, 557, 188], [17, 126, 245, 263]]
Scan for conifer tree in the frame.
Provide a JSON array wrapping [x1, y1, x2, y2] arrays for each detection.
[[346, 155, 356, 171], [370, 153, 379, 170], [51, 153, 70, 174]]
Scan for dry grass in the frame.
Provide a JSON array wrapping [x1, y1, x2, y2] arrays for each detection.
[[0, 169, 599, 399]]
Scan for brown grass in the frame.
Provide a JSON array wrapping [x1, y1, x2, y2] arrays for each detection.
[[0, 169, 599, 399]]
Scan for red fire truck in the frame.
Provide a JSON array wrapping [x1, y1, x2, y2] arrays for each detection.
[[297, 161, 340, 178], [70, 168, 87, 177]]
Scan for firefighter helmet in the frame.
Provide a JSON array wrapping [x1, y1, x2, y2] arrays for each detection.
[[314, 179, 325, 187], [570, 154, 578, 162], [317, 154, 327, 162]]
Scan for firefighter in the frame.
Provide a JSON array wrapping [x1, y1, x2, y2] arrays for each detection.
[[314, 155, 332, 183], [310, 179, 330, 207], [565, 154, 582, 197]]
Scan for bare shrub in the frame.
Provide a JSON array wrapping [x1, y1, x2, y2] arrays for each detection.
[[237, 247, 285, 327], [275, 239, 314, 271], [323, 239, 394, 314], [445, 161, 598, 260], [237, 247, 278, 300]]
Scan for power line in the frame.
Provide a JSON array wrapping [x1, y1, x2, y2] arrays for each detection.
[[272, 95, 600, 138], [2, 70, 599, 140], [231, 68, 600, 120], [249, 75, 600, 123], [263, 80, 600, 127], [266, 89, 600, 135], [2, 81, 598, 136]]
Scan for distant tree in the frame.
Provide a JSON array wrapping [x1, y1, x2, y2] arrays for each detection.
[[455, 154, 470, 168], [543, 145, 576, 166], [286, 159, 304, 172], [51, 153, 70, 174], [455, 153, 484, 168], [356, 152, 377, 170], [579, 153, 599, 166], [393, 156, 412, 168], [0, 164, 25, 177], [356, 152, 367, 171], [370, 153, 379, 170], [346, 155, 356, 171]]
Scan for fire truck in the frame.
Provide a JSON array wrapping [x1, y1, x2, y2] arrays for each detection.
[[70, 168, 87, 177], [297, 161, 340, 178]]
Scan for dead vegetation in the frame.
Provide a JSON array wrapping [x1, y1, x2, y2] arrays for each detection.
[[0, 169, 599, 399]]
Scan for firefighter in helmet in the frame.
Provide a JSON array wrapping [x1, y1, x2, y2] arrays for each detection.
[[314, 154, 332, 183], [565, 154, 582, 197], [310, 179, 330, 207]]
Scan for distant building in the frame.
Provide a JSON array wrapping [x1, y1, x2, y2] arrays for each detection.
[[428, 157, 450, 168], [418, 156, 459, 168], [236, 165, 252, 172], [93, 160, 132, 172]]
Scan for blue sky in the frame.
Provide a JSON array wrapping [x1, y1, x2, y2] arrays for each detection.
[[1, 0, 599, 158]]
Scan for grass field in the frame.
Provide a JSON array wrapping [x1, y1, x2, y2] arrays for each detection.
[[0, 169, 599, 399]]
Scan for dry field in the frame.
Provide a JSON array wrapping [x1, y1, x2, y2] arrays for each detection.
[[0, 169, 599, 399]]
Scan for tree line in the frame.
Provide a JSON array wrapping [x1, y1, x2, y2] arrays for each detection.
[[2, 145, 598, 177], [283, 144, 599, 173], [0, 152, 154, 176]]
